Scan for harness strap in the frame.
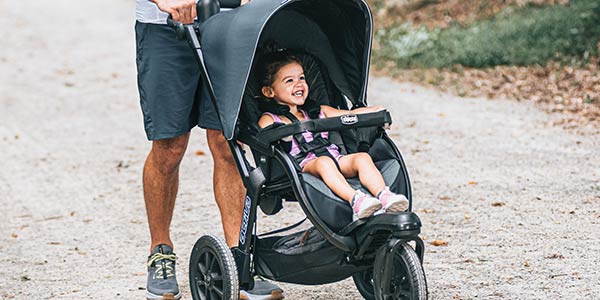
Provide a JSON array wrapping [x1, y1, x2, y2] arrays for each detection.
[[283, 111, 341, 171]]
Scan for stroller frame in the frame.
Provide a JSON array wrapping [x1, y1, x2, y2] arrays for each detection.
[[167, 0, 428, 299]]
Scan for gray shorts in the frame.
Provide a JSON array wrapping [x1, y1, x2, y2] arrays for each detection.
[[135, 21, 221, 140]]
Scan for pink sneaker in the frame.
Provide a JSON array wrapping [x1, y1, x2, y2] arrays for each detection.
[[352, 191, 382, 220], [378, 187, 409, 213]]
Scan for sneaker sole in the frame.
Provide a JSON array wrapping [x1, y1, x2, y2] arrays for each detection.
[[354, 202, 382, 219], [384, 200, 409, 213], [146, 291, 181, 300], [240, 290, 284, 300]]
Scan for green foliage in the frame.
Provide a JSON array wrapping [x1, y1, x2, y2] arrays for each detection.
[[376, 0, 600, 68]]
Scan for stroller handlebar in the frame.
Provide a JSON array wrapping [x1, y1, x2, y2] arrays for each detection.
[[256, 110, 393, 145]]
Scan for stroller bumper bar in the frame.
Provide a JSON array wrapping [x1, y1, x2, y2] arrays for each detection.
[[256, 110, 393, 144]]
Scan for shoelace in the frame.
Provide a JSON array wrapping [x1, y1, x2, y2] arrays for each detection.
[[147, 253, 177, 279]]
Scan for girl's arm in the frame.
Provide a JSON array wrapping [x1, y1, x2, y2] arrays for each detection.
[[320, 105, 385, 118], [258, 114, 275, 128]]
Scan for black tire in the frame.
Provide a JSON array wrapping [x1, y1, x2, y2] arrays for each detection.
[[189, 235, 239, 300], [370, 242, 427, 300]]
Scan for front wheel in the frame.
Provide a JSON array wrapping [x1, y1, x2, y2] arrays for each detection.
[[189, 235, 239, 300], [370, 241, 427, 300]]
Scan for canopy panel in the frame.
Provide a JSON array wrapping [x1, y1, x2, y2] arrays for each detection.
[[200, 0, 372, 139]]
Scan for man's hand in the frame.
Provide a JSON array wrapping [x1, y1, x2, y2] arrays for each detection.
[[240, 0, 251, 5], [153, 0, 197, 24]]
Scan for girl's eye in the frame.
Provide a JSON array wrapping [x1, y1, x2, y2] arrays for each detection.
[[285, 79, 293, 83], [299, 75, 306, 81]]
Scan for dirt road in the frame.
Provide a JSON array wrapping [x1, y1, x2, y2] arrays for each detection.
[[1, 0, 599, 299]]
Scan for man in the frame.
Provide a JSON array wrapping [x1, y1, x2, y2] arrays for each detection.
[[135, 0, 284, 299]]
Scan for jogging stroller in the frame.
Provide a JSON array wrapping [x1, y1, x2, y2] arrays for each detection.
[[167, 0, 428, 299]]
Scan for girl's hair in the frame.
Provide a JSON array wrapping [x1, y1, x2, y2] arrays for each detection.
[[255, 41, 302, 89]]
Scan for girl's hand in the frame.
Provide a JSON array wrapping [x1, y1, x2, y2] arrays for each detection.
[[370, 105, 385, 112]]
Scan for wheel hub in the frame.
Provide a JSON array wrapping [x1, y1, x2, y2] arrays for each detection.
[[204, 273, 213, 286]]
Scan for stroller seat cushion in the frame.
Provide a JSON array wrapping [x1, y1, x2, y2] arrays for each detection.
[[300, 158, 402, 232]]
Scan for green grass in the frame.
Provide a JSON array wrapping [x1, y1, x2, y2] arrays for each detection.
[[376, 0, 600, 68]]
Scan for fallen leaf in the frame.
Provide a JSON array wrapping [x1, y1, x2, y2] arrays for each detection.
[[545, 253, 565, 259], [468, 181, 478, 185], [430, 240, 448, 246], [524, 261, 530, 267], [491, 202, 505, 207], [48, 242, 61, 245], [69, 211, 75, 216], [11, 233, 18, 238], [20, 275, 31, 281], [437, 112, 446, 117], [438, 196, 451, 201], [464, 213, 471, 220], [195, 150, 206, 156], [116, 161, 129, 169]]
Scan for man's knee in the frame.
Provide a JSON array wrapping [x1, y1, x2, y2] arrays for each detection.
[[149, 134, 189, 173], [206, 129, 235, 164]]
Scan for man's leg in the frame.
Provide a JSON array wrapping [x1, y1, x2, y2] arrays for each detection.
[[206, 129, 245, 247], [144, 133, 190, 250], [143, 133, 189, 300]]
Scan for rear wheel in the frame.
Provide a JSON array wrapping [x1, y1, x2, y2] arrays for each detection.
[[357, 242, 427, 300], [189, 235, 239, 300]]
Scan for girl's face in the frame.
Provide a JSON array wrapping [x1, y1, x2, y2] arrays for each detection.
[[261, 62, 309, 107]]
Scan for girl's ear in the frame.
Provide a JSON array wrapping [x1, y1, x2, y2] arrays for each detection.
[[261, 86, 275, 98]]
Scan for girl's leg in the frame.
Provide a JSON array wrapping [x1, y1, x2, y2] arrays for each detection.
[[302, 156, 356, 202], [339, 153, 409, 212], [338, 153, 385, 196], [302, 155, 383, 219]]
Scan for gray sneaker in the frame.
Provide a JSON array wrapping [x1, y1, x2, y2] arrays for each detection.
[[146, 244, 181, 300], [239, 276, 284, 300]]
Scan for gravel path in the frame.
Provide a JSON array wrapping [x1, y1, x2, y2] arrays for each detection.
[[1, 0, 599, 299]]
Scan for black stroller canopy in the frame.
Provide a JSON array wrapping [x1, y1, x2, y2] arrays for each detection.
[[200, 0, 373, 140]]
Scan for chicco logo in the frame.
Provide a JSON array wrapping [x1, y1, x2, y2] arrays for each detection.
[[340, 114, 358, 125]]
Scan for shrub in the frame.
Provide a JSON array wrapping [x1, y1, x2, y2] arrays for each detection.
[[376, 0, 600, 68]]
